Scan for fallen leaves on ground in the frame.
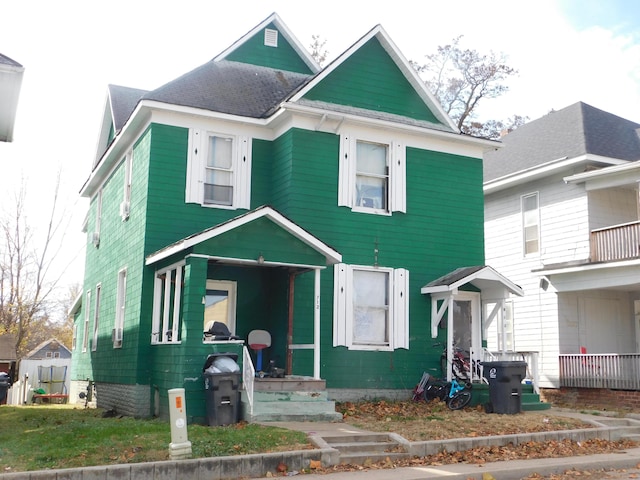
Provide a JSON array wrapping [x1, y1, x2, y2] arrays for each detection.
[[302, 400, 639, 479], [337, 400, 593, 441]]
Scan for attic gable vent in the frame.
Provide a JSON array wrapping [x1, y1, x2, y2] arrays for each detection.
[[264, 28, 278, 47]]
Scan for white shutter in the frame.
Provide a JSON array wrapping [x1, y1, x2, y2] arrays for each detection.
[[235, 135, 252, 209], [337, 134, 354, 207], [185, 129, 204, 204], [390, 141, 406, 213], [393, 268, 409, 349], [333, 263, 348, 346]]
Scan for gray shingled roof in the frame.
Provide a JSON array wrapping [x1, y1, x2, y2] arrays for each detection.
[[142, 60, 311, 119], [109, 85, 149, 133], [0, 53, 22, 67], [484, 102, 640, 182], [108, 61, 312, 131], [424, 266, 486, 288]]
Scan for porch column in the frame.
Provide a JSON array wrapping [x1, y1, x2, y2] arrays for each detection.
[[183, 255, 208, 340], [313, 268, 321, 379]]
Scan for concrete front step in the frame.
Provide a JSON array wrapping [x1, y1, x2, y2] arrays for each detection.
[[240, 389, 342, 423], [322, 433, 409, 466]]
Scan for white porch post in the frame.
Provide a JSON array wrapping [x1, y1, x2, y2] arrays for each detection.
[[313, 268, 321, 379], [446, 295, 454, 382]]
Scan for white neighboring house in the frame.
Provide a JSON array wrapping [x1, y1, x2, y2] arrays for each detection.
[[484, 102, 640, 390], [0, 53, 24, 142]]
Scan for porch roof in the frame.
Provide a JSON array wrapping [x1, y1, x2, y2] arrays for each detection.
[[145, 205, 342, 267], [420, 265, 524, 297]]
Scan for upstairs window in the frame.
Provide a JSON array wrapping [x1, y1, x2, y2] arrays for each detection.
[[333, 264, 409, 351], [120, 151, 132, 220], [522, 192, 540, 255], [338, 134, 406, 214], [186, 129, 251, 209]]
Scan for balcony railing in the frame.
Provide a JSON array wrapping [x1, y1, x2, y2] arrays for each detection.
[[591, 221, 640, 262], [559, 353, 640, 390]]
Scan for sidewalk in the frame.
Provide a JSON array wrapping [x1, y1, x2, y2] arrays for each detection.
[[292, 447, 640, 480]]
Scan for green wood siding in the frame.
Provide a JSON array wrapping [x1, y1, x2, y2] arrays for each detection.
[[192, 217, 327, 266], [224, 22, 314, 74], [71, 129, 151, 386], [303, 37, 442, 125], [274, 129, 484, 388]]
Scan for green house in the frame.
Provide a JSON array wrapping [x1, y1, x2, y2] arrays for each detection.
[[71, 13, 520, 423]]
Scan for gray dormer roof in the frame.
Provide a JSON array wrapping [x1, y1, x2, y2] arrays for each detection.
[[142, 60, 311, 119], [484, 102, 640, 182], [109, 85, 148, 134]]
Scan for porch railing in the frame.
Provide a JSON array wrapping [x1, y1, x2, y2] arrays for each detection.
[[482, 350, 540, 394], [559, 353, 640, 390], [242, 346, 255, 415], [590, 221, 640, 262]]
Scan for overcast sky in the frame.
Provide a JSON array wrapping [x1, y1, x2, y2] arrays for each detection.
[[1, 0, 639, 289]]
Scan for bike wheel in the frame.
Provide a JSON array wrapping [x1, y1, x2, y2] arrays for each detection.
[[447, 390, 472, 410]]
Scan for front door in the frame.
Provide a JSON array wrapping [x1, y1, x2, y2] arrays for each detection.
[[452, 292, 482, 381]]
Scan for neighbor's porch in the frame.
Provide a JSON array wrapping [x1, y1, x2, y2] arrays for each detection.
[[559, 352, 640, 390]]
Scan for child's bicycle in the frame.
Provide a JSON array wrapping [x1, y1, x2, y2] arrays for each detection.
[[412, 372, 472, 410]]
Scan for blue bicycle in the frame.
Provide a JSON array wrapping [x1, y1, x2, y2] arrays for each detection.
[[414, 372, 472, 410]]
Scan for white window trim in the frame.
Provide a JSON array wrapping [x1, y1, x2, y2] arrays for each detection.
[[82, 290, 91, 353], [338, 133, 406, 214], [91, 190, 102, 248], [151, 261, 185, 345], [333, 263, 409, 351], [120, 151, 132, 221], [203, 279, 238, 342], [91, 283, 101, 352], [521, 191, 540, 256], [113, 268, 127, 348], [186, 129, 251, 210]]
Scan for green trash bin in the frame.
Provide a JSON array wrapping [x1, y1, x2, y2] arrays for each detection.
[[484, 361, 527, 414]]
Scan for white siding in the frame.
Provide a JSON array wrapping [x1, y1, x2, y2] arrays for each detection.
[[484, 171, 591, 387], [588, 187, 638, 230]]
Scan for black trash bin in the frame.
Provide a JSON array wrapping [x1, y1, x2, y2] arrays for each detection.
[[483, 361, 527, 414], [0, 372, 12, 404], [203, 353, 241, 426]]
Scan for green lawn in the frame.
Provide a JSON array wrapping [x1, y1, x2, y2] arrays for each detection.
[[0, 405, 310, 472]]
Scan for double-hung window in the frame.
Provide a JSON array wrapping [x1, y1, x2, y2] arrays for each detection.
[[522, 192, 540, 255], [92, 284, 101, 352], [113, 268, 126, 348], [151, 262, 185, 344], [82, 290, 91, 352], [338, 134, 406, 214], [119, 151, 132, 220], [333, 264, 409, 350], [186, 129, 251, 209]]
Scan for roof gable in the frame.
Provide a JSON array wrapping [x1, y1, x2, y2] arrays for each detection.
[[215, 13, 319, 74], [292, 26, 457, 132], [146, 206, 342, 267]]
